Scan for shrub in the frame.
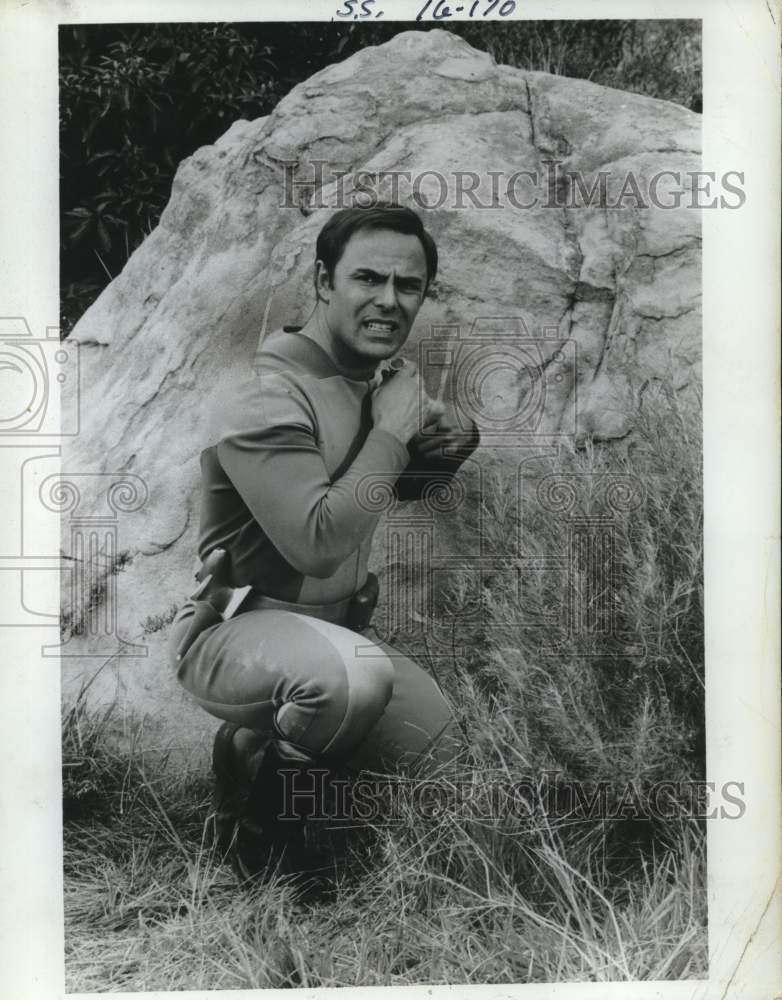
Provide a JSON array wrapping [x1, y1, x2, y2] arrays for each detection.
[[59, 23, 282, 333]]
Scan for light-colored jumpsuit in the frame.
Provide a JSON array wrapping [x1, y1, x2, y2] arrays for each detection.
[[169, 328, 478, 775]]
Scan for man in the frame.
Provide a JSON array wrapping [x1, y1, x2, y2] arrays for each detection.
[[168, 203, 479, 877]]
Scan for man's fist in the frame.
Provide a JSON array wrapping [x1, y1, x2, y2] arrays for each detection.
[[410, 405, 478, 457], [371, 362, 423, 445]]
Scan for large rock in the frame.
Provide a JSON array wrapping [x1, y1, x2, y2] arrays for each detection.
[[62, 29, 701, 731]]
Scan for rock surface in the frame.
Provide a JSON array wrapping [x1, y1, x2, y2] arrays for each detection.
[[63, 29, 701, 734]]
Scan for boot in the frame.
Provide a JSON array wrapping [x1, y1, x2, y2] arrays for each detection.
[[239, 740, 337, 885], [212, 725, 336, 887], [211, 722, 272, 853]]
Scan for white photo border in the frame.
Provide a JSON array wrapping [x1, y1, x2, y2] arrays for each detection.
[[0, 1, 779, 998]]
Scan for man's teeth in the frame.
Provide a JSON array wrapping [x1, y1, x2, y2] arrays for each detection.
[[366, 321, 395, 331]]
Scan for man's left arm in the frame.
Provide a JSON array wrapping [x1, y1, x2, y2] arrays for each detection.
[[395, 410, 480, 502]]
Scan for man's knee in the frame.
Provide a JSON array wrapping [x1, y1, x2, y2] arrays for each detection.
[[325, 651, 395, 757], [172, 608, 398, 760], [340, 651, 395, 729], [275, 648, 395, 759]]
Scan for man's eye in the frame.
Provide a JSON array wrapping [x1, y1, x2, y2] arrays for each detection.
[[359, 274, 380, 284]]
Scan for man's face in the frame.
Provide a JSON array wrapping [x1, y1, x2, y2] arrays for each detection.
[[316, 228, 428, 368]]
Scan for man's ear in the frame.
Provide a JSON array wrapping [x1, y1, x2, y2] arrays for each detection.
[[314, 260, 332, 304]]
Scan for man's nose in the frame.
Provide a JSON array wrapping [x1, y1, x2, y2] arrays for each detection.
[[374, 277, 398, 310]]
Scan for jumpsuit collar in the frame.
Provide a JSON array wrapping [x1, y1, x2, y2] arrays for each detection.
[[276, 326, 377, 384]]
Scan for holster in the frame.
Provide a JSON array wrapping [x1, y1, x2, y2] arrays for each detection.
[[345, 572, 379, 633]]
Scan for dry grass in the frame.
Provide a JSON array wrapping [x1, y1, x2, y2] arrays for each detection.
[[63, 731, 706, 990], [63, 387, 707, 990]]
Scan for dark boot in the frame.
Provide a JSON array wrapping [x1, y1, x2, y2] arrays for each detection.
[[212, 726, 336, 887], [211, 722, 271, 854], [239, 740, 337, 885]]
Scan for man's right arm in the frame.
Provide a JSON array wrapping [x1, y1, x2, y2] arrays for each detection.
[[215, 375, 410, 579]]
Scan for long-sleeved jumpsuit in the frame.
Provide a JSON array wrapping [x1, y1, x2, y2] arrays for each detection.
[[169, 327, 478, 776]]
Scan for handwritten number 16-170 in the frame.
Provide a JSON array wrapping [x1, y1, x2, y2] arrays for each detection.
[[334, 0, 517, 19], [417, 0, 517, 18]]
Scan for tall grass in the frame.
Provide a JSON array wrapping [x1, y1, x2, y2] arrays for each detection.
[[465, 20, 702, 109], [444, 383, 705, 830], [62, 388, 706, 990]]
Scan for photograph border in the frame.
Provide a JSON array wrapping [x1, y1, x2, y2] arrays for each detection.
[[0, 1, 779, 998]]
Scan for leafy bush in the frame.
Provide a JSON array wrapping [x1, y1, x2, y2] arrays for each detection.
[[59, 23, 282, 332]]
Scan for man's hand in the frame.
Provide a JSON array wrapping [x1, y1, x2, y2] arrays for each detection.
[[410, 403, 478, 457], [372, 361, 478, 452], [371, 362, 424, 445]]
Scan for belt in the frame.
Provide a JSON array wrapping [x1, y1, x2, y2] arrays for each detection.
[[236, 588, 353, 625]]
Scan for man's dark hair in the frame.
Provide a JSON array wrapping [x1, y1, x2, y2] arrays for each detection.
[[315, 202, 438, 291]]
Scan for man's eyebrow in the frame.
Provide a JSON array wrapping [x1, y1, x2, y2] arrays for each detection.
[[352, 267, 386, 278], [352, 267, 424, 285]]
